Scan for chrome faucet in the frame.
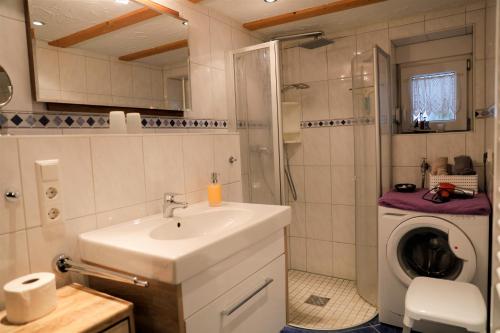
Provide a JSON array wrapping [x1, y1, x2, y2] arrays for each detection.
[[163, 193, 188, 218]]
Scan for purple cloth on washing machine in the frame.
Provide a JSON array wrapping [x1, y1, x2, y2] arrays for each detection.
[[378, 189, 491, 215]]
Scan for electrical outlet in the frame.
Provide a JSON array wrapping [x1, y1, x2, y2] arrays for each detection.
[[35, 159, 64, 226]]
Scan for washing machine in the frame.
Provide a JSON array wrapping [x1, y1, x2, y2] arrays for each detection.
[[378, 206, 489, 332]]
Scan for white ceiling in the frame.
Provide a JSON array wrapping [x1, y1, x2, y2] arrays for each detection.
[[29, 0, 188, 67], [199, 0, 479, 37]]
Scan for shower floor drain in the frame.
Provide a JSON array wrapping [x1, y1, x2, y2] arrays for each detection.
[[305, 294, 330, 307]]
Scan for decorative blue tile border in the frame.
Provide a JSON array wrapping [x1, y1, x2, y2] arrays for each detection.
[[236, 118, 357, 130], [301, 117, 355, 128], [0, 112, 228, 130]]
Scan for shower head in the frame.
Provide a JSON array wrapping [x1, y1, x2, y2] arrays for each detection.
[[299, 36, 334, 49], [282, 83, 310, 92], [272, 31, 334, 49]]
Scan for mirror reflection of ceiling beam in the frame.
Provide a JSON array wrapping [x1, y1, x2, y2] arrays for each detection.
[[48, 6, 179, 48], [242, 0, 388, 31], [119, 39, 189, 61]]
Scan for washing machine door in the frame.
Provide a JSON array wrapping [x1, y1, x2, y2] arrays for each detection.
[[386, 216, 476, 286]]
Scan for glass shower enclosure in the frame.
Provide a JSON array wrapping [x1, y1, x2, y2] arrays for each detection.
[[230, 41, 285, 205], [230, 41, 392, 316], [352, 46, 392, 306]]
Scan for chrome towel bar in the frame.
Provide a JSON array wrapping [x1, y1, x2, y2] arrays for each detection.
[[53, 254, 149, 288]]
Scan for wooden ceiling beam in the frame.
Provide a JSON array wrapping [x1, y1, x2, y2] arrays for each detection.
[[242, 0, 388, 31], [48, 6, 176, 48], [119, 39, 189, 61]]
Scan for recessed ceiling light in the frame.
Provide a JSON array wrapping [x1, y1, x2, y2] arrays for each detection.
[[115, 0, 129, 4], [182, 21, 188, 26], [32, 20, 45, 26], [264, 0, 278, 3]]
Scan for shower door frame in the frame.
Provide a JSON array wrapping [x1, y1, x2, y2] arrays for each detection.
[[227, 41, 286, 206], [373, 46, 392, 197]]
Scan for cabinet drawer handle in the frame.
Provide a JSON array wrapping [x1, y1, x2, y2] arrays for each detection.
[[221, 278, 274, 316]]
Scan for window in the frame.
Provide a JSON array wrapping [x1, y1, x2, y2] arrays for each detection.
[[410, 71, 457, 122], [398, 56, 470, 133]]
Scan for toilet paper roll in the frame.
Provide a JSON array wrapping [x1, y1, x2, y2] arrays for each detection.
[[3, 272, 57, 324]]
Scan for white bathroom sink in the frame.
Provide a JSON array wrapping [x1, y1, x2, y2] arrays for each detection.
[[78, 202, 290, 284], [149, 208, 253, 240]]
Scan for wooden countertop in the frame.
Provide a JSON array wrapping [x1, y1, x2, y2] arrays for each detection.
[[0, 283, 134, 333]]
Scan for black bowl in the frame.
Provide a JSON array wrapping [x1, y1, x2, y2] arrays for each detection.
[[394, 183, 417, 193]]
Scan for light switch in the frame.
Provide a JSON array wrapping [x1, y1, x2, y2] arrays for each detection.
[[36, 159, 60, 181]]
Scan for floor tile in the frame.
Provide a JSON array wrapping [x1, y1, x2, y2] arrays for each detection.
[[288, 270, 377, 330]]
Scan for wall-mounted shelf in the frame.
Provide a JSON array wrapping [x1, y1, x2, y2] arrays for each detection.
[[282, 102, 301, 144]]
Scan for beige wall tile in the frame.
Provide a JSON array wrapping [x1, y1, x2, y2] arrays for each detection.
[[210, 17, 232, 70], [332, 166, 355, 205], [282, 47, 301, 85], [306, 203, 333, 241], [86, 57, 111, 95], [190, 63, 213, 118], [329, 79, 353, 119], [392, 134, 427, 167], [300, 47, 328, 83], [289, 202, 306, 237], [332, 204, 355, 244], [305, 166, 331, 204], [426, 133, 467, 164], [290, 237, 307, 271], [132, 65, 152, 99], [59, 52, 86, 93], [36, 47, 60, 92], [18, 136, 95, 228], [143, 135, 185, 201], [333, 242, 356, 280], [182, 134, 215, 192], [425, 14, 466, 32], [0, 138, 25, 234], [327, 36, 356, 79], [303, 127, 331, 166], [91, 136, 145, 212], [289, 165, 305, 203], [26, 215, 96, 286], [467, 9, 486, 60], [331, 126, 354, 166], [110, 61, 133, 97], [301, 80, 329, 120], [389, 22, 425, 40], [392, 166, 422, 187], [214, 134, 241, 184], [306, 239, 333, 276]]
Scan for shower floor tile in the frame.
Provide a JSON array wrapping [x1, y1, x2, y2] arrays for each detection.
[[288, 270, 377, 330]]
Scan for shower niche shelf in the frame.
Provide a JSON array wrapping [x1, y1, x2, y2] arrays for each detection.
[[282, 101, 301, 144]]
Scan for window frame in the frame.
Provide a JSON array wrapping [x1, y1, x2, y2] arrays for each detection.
[[397, 55, 472, 133]]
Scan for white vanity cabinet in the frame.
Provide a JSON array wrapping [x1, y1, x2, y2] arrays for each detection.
[[183, 230, 286, 333], [88, 228, 288, 333]]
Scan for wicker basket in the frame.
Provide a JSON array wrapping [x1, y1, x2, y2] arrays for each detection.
[[428, 174, 478, 191]]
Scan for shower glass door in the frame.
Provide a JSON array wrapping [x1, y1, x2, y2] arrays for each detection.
[[231, 42, 284, 205], [352, 46, 392, 306]]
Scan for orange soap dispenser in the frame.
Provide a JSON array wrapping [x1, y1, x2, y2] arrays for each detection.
[[208, 172, 222, 207]]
